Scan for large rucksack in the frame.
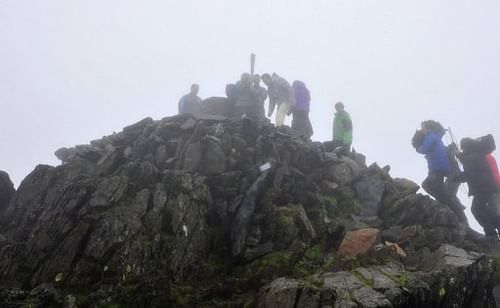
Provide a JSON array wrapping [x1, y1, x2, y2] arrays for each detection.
[[476, 134, 496, 155], [411, 129, 425, 149]]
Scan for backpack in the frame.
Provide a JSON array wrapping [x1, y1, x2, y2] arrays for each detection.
[[476, 134, 496, 155], [411, 129, 425, 149]]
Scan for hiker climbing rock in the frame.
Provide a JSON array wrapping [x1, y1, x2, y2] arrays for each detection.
[[178, 84, 202, 114], [444, 142, 463, 206], [291, 80, 313, 140], [261, 73, 295, 126], [332, 102, 352, 155], [414, 120, 466, 222], [455, 135, 500, 237]]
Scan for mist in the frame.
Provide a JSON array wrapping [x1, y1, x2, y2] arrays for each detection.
[[1, 1, 500, 233]]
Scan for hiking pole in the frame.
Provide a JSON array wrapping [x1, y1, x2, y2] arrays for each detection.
[[448, 127, 469, 195], [448, 127, 458, 148], [250, 53, 256, 77]]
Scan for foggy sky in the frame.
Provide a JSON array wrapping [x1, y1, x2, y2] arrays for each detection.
[[1, 0, 500, 232]]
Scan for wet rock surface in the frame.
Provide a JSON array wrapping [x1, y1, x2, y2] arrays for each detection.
[[0, 114, 497, 307]]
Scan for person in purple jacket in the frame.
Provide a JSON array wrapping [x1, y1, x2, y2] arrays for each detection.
[[291, 81, 313, 139]]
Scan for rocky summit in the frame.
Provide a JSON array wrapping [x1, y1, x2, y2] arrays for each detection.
[[0, 114, 499, 307]]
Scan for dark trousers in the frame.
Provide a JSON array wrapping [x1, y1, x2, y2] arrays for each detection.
[[472, 194, 500, 236], [422, 170, 466, 222], [291, 110, 313, 139], [234, 105, 254, 119], [234, 105, 266, 121]]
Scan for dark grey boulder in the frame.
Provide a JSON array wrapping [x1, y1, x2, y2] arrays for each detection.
[[200, 96, 234, 117], [203, 137, 227, 174], [354, 164, 388, 217], [0, 171, 15, 218], [231, 170, 270, 257]]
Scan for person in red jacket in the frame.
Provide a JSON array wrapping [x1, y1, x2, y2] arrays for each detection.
[[456, 138, 500, 237], [485, 154, 500, 188]]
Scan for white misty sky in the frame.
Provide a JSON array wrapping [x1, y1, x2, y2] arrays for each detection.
[[1, 1, 499, 232]]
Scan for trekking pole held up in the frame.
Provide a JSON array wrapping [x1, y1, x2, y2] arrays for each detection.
[[250, 53, 256, 77], [448, 127, 458, 148]]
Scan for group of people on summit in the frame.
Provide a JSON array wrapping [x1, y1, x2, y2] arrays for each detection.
[[178, 72, 315, 140], [178, 72, 499, 240]]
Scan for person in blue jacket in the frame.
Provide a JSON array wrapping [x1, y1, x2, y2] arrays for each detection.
[[416, 120, 466, 222], [178, 84, 202, 114]]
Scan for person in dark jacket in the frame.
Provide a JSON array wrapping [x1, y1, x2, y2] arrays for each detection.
[[232, 73, 267, 120], [252, 75, 268, 121], [178, 84, 202, 114], [456, 138, 500, 236], [291, 81, 313, 139], [416, 121, 466, 221]]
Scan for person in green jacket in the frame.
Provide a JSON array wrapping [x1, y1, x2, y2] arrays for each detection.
[[332, 102, 352, 155]]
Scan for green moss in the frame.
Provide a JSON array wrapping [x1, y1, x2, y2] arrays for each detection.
[[376, 268, 408, 287], [64, 290, 90, 307], [21, 292, 63, 308], [351, 271, 374, 287], [99, 304, 122, 308], [274, 208, 300, 247], [277, 211, 295, 226], [260, 187, 280, 208], [292, 245, 327, 277], [169, 284, 194, 307], [322, 189, 362, 218], [438, 287, 446, 298], [20, 297, 37, 308], [321, 255, 365, 273], [397, 272, 408, 287], [232, 251, 293, 288], [323, 196, 338, 218], [351, 200, 362, 215]]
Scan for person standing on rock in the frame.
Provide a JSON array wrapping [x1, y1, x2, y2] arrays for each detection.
[[415, 120, 466, 222], [178, 84, 202, 114], [291, 80, 313, 140], [455, 137, 500, 237], [261, 73, 295, 126], [332, 102, 352, 155], [252, 74, 268, 121], [233, 73, 260, 119]]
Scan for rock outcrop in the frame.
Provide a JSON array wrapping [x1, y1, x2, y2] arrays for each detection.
[[0, 170, 15, 224], [0, 114, 496, 307]]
